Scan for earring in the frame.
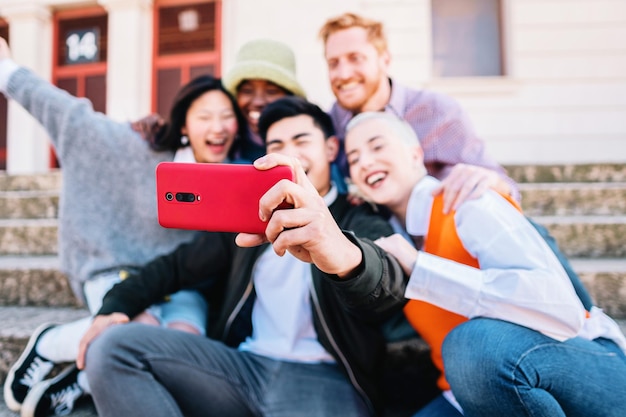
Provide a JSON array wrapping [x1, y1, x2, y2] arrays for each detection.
[[180, 135, 189, 145]]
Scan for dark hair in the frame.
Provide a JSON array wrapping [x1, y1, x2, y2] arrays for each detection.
[[152, 75, 248, 159], [257, 96, 335, 143]]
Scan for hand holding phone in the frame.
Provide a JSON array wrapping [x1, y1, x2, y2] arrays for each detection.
[[236, 154, 363, 278], [156, 162, 293, 234]]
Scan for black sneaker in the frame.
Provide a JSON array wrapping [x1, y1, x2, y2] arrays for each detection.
[[21, 365, 84, 417], [3, 323, 57, 411]]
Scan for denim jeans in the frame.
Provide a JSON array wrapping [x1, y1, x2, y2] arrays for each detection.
[[85, 323, 370, 417], [442, 318, 626, 417], [412, 394, 463, 417]]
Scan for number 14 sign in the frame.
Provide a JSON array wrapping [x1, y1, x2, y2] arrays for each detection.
[[65, 28, 100, 65]]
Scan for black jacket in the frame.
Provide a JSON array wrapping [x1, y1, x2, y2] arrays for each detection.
[[98, 194, 407, 415]]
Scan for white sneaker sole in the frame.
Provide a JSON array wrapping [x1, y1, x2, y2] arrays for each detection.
[[20, 365, 77, 417]]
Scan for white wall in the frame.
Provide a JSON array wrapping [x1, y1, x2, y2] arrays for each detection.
[[224, 0, 626, 165], [2, 0, 625, 171], [461, 0, 626, 164]]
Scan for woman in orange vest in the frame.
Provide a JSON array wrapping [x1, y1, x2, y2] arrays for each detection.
[[344, 111, 626, 417]]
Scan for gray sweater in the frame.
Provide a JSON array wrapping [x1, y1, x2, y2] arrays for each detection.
[[6, 67, 197, 302]]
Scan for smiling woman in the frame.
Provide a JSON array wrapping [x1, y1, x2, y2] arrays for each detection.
[[149, 74, 249, 165]]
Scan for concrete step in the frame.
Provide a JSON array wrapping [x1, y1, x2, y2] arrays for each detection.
[[2, 182, 625, 222], [1, 182, 625, 221], [537, 215, 626, 258], [574, 258, 626, 319], [0, 171, 61, 192], [0, 256, 78, 308], [0, 219, 58, 255], [0, 215, 622, 258], [520, 182, 626, 217], [2, 257, 624, 316], [505, 163, 626, 183], [0, 190, 59, 219]]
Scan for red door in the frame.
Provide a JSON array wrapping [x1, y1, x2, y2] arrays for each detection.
[[51, 7, 108, 167], [152, 0, 222, 116], [0, 19, 8, 170]]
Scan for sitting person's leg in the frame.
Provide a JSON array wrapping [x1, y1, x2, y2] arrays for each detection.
[[157, 289, 208, 335], [442, 318, 626, 417], [85, 323, 370, 417], [3, 271, 121, 411], [411, 394, 463, 417], [86, 323, 254, 417]]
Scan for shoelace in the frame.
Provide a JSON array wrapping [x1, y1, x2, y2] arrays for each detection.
[[19, 357, 54, 387], [50, 382, 83, 416]]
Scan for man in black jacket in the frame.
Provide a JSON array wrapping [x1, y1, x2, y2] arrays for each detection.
[[76, 97, 406, 417]]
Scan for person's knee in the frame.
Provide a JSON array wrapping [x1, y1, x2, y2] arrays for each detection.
[[444, 319, 490, 363], [442, 319, 507, 382], [85, 324, 139, 382]]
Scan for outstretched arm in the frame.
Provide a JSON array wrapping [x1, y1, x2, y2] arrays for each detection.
[[0, 37, 19, 94]]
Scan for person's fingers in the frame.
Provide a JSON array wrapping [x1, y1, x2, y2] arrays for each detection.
[[77, 314, 129, 369], [445, 178, 477, 213], [254, 154, 314, 194], [235, 232, 268, 248], [458, 181, 490, 211]]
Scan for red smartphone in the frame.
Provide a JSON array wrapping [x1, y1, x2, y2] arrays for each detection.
[[156, 162, 294, 234]]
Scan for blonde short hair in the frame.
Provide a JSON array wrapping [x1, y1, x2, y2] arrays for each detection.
[[318, 12, 388, 54], [346, 112, 420, 147]]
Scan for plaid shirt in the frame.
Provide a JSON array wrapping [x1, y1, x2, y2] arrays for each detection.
[[328, 78, 520, 202]]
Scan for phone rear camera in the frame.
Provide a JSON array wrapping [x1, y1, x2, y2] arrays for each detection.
[[165, 192, 174, 201], [175, 192, 196, 203]]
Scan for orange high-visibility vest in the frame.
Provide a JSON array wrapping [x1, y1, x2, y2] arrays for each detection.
[[403, 193, 521, 391]]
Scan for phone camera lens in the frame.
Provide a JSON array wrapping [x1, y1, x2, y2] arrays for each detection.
[[175, 192, 196, 203], [165, 192, 173, 201]]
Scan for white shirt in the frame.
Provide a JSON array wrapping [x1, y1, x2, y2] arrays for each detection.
[[173, 146, 196, 163], [402, 176, 626, 351], [238, 184, 338, 363]]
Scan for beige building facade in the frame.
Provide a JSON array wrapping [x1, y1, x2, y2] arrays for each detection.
[[0, 0, 625, 173]]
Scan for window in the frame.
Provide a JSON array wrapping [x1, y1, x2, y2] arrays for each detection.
[[431, 0, 503, 77], [52, 7, 108, 167], [153, 0, 221, 116]]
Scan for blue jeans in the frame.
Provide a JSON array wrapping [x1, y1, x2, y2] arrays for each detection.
[[85, 323, 370, 417], [412, 394, 463, 417], [148, 289, 208, 335], [442, 318, 626, 417]]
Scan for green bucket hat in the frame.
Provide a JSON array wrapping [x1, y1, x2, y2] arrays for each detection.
[[223, 39, 306, 98]]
